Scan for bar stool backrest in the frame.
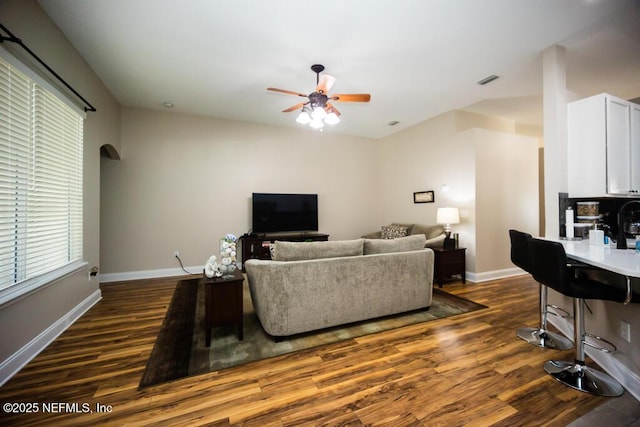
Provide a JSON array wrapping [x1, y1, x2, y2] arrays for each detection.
[[528, 238, 572, 295], [509, 229, 533, 273]]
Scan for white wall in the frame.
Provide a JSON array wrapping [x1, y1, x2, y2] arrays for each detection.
[[100, 108, 379, 276]]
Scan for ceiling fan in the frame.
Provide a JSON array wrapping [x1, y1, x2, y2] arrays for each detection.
[[267, 64, 371, 129]]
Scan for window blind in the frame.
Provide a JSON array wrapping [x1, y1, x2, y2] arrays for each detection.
[[0, 55, 83, 296]]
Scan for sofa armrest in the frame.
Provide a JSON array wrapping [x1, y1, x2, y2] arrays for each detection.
[[425, 234, 445, 248], [361, 231, 382, 239]]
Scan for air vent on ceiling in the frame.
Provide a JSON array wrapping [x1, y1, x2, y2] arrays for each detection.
[[477, 75, 499, 85]]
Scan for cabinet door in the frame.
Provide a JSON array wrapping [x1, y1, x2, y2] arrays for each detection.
[[568, 94, 607, 197], [631, 104, 640, 193], [606, 97, 631, 194]]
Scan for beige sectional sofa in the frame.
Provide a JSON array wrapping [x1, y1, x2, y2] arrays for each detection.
[[244, 235, 434, 338]]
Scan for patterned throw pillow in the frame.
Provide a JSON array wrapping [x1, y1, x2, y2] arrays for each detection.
[[380, 224, 408, 239]]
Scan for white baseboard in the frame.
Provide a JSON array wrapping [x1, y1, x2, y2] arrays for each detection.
[[0, 289, 102, 387], [548, 315, 640, 401], [466, 267, 524, 283], [100, 265, 204, 283]]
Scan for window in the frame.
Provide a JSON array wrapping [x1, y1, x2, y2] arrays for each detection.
[[0, 55, 84, 304]]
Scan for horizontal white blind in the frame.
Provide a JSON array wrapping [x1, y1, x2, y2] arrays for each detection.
[[0, 56, 83, 292]]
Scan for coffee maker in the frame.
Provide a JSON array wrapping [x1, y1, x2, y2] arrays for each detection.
[[622, 209, 640, 237]]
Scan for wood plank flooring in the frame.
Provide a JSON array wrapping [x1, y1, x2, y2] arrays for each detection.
[[0, 274, 616, 426]]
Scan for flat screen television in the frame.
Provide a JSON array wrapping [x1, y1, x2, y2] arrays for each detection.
[[252, 193, 318, 234]]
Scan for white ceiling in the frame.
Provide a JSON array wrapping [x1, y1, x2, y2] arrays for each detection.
[[38, 0, 640, 139]]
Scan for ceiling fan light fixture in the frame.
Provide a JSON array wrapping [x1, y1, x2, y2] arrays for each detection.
[[324, 111, 340, 125], [268, 63, 370, 131], [296, 110, 311, 124], [311, 106, 327, 120], [309, 117, 324, 129]]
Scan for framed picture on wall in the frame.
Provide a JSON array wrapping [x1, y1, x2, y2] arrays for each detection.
[[413, 190, 434, 203]]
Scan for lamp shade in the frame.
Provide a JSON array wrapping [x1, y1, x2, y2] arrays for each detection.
[[324, 111, 340, 125], [296, 111, 311, 124], [436, 207, 460, 225]]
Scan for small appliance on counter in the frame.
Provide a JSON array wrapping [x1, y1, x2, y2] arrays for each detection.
[[576, 201, 601, 229], [564, 201, 606, 240], [573, 223, 593, 239], [622, 209, 640, 237]]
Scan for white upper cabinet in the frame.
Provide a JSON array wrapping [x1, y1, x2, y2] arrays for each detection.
[[568, 93, 640, 197], [606, 97, 631, 194]]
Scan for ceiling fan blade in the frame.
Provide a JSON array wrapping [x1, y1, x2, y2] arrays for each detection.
[[282, 102, 306, 113], [316, 74, 336, 94], [331, 93, 371, 102], [267, 87, 308, 97]]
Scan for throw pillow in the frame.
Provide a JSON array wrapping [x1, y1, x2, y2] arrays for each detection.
[[380, 224, 408, 239], [392, 223, 415, 235]]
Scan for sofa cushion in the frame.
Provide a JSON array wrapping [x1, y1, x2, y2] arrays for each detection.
[[381, 224, 408, 239], [273, 239, 364, 261], [411, 224, 444, 239], [363, 234, 427, 255]]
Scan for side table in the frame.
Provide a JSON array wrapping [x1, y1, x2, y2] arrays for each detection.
[[432, 247, 466, 287], [202, 269, 244, 346]]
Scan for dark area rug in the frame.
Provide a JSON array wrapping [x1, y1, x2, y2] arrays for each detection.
[[139, 277, 487, 388]]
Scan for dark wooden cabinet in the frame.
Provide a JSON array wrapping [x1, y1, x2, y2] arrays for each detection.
[[240, 233, 329, 267], [203, 269, 244, 346], [433, 247, 466, 287]]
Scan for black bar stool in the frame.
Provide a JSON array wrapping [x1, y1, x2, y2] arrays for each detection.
[[509, 230, 572, 350], [528, 237, 631, 397]]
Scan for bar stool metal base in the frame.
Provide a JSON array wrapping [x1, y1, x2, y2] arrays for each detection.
[[517, 327, 573, 350], [544, 360, 624, 397]]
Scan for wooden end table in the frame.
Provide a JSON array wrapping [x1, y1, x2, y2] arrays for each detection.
[[202, 269, 244, 346], [433, 247, 466, 287]]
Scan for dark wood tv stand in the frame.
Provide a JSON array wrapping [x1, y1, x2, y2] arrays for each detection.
[[240, 232, 329, 268]]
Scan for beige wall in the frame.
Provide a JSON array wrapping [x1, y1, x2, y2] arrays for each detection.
[[474, 128, 539, 273], [377, 110, 539, 279], [102, 108, 539, 280], [0, 1, 121, 369], [100, 108, 379, 275]]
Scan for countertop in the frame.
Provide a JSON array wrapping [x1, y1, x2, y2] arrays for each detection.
[[549, 238, 640, 278]]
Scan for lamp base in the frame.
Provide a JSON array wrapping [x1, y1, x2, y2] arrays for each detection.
[[443, 237, 456, 250]]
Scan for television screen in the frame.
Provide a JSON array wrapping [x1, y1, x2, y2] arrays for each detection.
[[252, 193, 318, 233]]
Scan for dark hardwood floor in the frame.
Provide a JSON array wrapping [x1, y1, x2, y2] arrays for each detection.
[[0, 274, 627, 425]]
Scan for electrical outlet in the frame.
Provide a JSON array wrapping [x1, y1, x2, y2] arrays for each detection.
[[621, 321, 631, 343], [173, 251, 180, 259], [88, 266, 99, 281]]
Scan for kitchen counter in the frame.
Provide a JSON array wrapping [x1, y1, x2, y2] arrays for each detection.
[[550, 238, 640, 278]]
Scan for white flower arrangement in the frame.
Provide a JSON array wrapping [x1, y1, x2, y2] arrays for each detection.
[[204, 255, 222, 278], [219, 233, 238, 276]]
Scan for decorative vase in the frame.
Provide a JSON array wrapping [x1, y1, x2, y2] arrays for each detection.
[[219, 233, 237, 276]]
